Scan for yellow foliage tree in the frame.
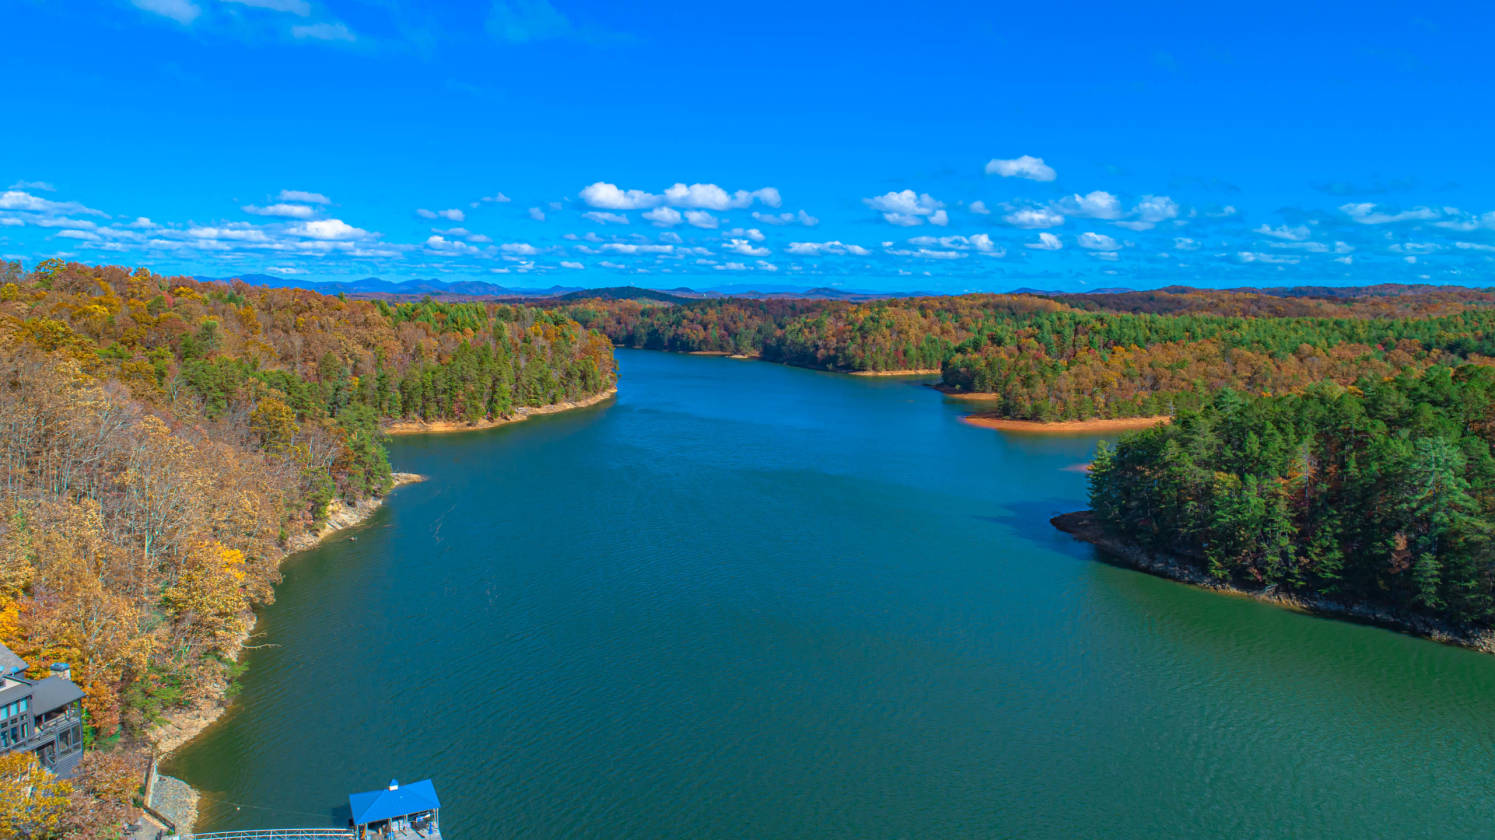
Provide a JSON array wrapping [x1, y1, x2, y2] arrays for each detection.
[[0, 752, 73, 839], [163, 541, 250, 651], [249, 397, 299, 453]]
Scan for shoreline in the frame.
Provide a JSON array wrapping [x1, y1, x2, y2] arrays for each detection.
[[848, 368, 942, 377], [149, 472, 427, 760], [688, 351, 758, 359], [1051, 510, 1495, 655], [961, 414, 1171, 434], [932, 385, 999, 400], [383, 386, 617, 435]]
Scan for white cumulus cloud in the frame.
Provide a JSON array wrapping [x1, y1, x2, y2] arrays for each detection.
[[724, 238, 769, 257], [786, 241, 871, 256], [424, 235, 480, 255], [1025, 232, 1063, 250], [752, 209, 818, 226], [1078, 232, 1122, 251], [1255, 224, 1311, 241], [643, 207, 683, 227], [865, 190, 945, 226], [416, 208, 465, 222], [580, 182, 660, 210], [244, 203, 316, 218], [1056, 191, 1122, 219], [581, 181, 781, 212], [581, 211, 629, 225], [1340, 203, 1441, 224], [1004, 207, 1064, 229], [278, 189, 330, 204], [985, 155, 1056, 181], [0, 190, 106, 217], [684, 210, 718, 229], [1113, 198, 1179, 231], [664, 183, 781, 210], [290, 219, 368, 240]]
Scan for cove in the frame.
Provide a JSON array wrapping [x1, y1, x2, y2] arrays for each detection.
[[168, 349, 1495, 837]]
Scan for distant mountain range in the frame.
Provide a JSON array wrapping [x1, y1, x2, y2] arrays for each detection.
[[196, 274, 945, 302], [194, 274, 584, 298], [198, 274, 1489, 303]]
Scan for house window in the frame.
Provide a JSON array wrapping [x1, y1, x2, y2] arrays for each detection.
[[17, 699, 25, 714]]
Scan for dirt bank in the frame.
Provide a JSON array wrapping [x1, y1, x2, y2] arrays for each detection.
[[961, 414, 1171, 434], [849, 368, 942, 377], [383, 387, 617, 435]]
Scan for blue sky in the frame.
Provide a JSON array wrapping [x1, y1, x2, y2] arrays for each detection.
[[2, 0, 1493, 293]]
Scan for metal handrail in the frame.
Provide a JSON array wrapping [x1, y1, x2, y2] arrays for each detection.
[[177, 825, 355, 831], [36, 709, 80, 730]]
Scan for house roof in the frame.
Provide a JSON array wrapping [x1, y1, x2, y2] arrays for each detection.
[[348, 779, 441, 825], [0, 643, 27, 675], [28, 677, 84, 713]]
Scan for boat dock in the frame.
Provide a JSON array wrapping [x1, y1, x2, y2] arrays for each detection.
[[168, 778, 442, 840]]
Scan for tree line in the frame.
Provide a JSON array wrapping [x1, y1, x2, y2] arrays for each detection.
[[560, 290, 1495, 420]]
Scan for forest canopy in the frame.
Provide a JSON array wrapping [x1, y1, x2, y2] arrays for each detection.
[[559, 289, 1495, 421], [1087, 366, 1495, 629], [0, 259, 616, 748]]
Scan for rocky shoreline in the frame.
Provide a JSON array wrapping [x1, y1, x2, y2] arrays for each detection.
[[1051, 510, 1495, 655]]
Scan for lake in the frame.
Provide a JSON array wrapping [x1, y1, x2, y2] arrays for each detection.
[[169, 348, 1495, 837]]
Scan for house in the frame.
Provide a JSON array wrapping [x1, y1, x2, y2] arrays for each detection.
[[348, 778, 442, 840], [0, 642, 86, 777]]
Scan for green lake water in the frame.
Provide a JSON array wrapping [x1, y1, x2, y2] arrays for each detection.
[[169, 349, 1495, 837]]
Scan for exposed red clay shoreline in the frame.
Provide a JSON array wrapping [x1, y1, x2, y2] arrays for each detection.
[[849, 368, 942, 377], [932, 385, 1000, 400], [960, 414, 1171, 434], [383, 387, 617, 435]]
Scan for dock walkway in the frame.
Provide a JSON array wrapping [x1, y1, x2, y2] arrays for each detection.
[[175, 830, 356, 840]]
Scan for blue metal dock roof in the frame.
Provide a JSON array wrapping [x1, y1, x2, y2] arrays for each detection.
[[348, 779, 441, 826]]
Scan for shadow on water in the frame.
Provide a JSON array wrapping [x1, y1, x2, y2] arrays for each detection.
[[976, 498, 1093, 556], [330, 803, 352, 827]]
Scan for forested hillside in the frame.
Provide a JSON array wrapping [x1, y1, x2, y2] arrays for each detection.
[[1086, 367, 1495, 631], [562, 290, 1495, 420], [0, 260, 615, 753]]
